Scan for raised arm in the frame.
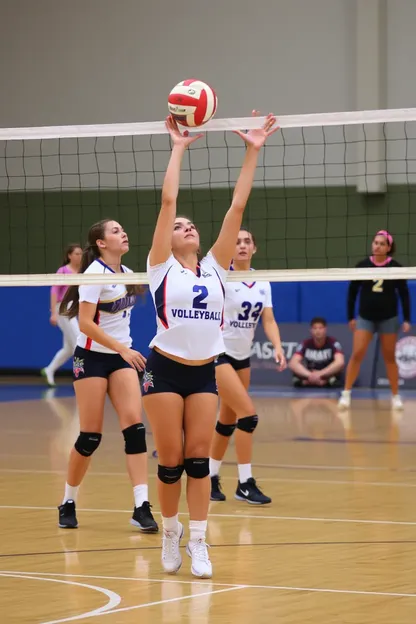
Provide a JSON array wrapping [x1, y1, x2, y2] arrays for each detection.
[[148, 116, 202, 267], [211, 112, 279, 270]]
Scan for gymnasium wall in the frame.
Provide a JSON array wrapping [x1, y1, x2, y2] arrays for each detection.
[[2, 280, 415, 374], [1, 0, 416, 378], [1, 0, 416, 127]]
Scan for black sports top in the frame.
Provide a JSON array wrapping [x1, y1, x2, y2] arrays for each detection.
[[347, 257, 410, 322]]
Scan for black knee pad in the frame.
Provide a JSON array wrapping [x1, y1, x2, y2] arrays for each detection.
[[184, 457, 210, 479], [158, 464, 184, 484], [215, 421, 236, 437], [74, 431, 102, 457], [122, 423, 146, 455], [237, 415, 259, 434]]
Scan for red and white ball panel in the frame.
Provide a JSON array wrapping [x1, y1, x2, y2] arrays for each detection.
[[168, 79, 217, 127]]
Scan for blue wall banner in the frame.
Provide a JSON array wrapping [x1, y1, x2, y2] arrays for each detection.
[[0, 285, 411, 391]]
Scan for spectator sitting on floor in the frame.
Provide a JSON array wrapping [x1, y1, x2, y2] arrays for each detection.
[[288, 317, 345, 387]]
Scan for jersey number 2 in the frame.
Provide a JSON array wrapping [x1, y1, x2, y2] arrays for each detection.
[[192, 285, 208, 309], [372, 279, 384, 293]]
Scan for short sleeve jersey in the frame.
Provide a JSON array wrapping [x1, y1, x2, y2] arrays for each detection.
[[76, 259, 136, 354], [222, 276, 273, 360], [295, 337, 343, 371], [147, 251, 227, 360]]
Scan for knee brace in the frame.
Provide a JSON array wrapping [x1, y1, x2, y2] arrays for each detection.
[[215, 421, 236, 437], [74, 431, 102, 457], [158, 464, 184, 484], [184, 457, 210, 479], [237, 415, 259, 434], [122, 423, 146, 455]]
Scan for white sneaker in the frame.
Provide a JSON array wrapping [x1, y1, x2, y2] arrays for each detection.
[[391, 395, 404, 410], [186, 539, 212, 578], [41, 367, 56, 387], [338, 390, 351, 410], [161, 522, 183, 574]]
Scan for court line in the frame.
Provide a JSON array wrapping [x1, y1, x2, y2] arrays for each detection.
[[1, 503, 416, 526], [80, 586, 244, 619], [4, 538, 416, 560], [2, 503, 416, 527], [3, 571, 416, 600], [3, 467, 416, 488], [0, 572, 121, 624]]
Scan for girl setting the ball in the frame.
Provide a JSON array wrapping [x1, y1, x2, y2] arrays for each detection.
[[143, 109, 278, 579]]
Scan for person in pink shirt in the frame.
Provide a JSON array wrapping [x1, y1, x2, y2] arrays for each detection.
[[42, 244, 82, 386]]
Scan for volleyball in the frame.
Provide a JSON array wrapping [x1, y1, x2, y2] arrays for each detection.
[[168, 79, 217, 127]]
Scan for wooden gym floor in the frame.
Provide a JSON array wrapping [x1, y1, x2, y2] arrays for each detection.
[[0, 383, 416, 623]]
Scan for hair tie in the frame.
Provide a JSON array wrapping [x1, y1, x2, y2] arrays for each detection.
[[376, 230, 393, 246]]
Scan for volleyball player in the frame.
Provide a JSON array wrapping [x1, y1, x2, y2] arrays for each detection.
[[57, 219, 158, 533], [143, 112, 278, 578], [41, 244, 82, 386], [210, 228, 286, 504], [338, 230, 411, 410]]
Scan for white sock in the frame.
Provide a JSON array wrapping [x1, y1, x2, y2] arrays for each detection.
[[238, 464, 252, 484], [342, 390, 351, 396], [133, 484, 148, 508], [189, 519, 207, 542], [209, 458, 222, 477], [62, 483, 79, 505], [162, 514, 180, 534]]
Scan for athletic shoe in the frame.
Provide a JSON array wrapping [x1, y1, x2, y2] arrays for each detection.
[[41, 367, 56, 387], [338, 390, 351, 410], [58, 499, 78, 529], [186, 539, 212, 578], [162, 522, 183, 574], [391, 395, 404, 410], [235, 478, 271, 505], [210, 475, 226, 502], [130, 501, 159, 533]]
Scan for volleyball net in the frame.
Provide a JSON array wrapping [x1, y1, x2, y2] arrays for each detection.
[[1, 107, 416, 285]]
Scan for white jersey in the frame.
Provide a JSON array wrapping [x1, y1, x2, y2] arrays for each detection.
[[222, 274, 273, 360], [77, 259, 136, 354], [147, 251, 227, 360]]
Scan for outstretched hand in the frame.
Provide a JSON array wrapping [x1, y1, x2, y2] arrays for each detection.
[[233, 110, 279, 150], [165, 115, 203, 149]]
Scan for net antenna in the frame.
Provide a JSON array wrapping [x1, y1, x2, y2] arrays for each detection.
[[1, 106, 416, 283]]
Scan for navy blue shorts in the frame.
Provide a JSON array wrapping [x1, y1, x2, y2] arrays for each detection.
[[215, 353, 251, 371], [72, 346, 132, 381], [141, 349, 217, 399]]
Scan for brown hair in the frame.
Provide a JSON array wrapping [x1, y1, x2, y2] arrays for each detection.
[[310, 317, 327, 327], [63, 243, 82, 266], [60, 219, 145, 319], [239, 227, 257, 246]]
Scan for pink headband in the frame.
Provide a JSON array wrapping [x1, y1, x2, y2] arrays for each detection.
[[376, 230, 393, 245]]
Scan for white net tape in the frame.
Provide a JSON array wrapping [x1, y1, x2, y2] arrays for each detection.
[[0, 266, 412, 287], [2, 107, 416, 141]]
